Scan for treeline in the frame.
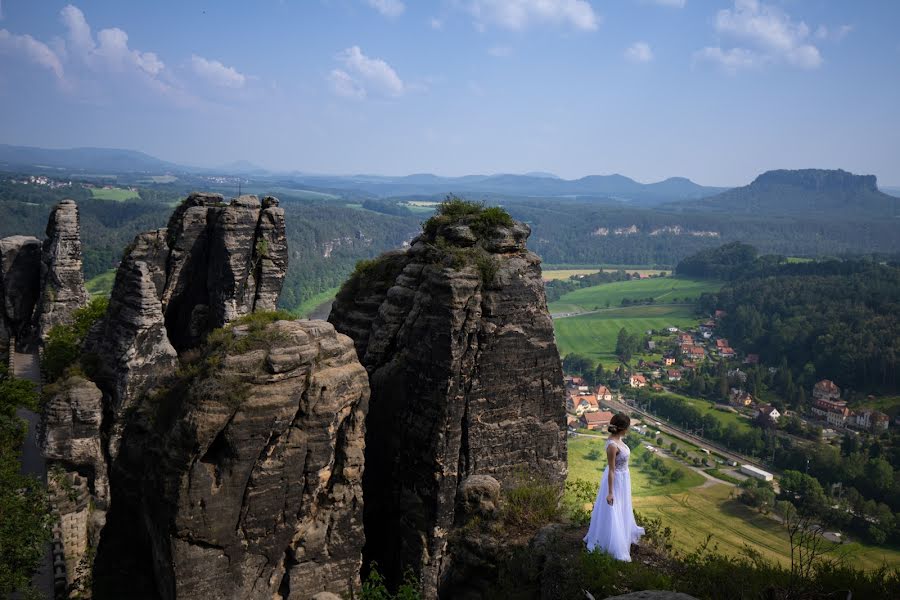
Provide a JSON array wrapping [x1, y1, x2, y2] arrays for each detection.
[[773, 433, 899, 545], [544, 269, 658, 303], [675, 241, 758, 279], [697, 257, 900, 392], [634, 389, 767, 457]]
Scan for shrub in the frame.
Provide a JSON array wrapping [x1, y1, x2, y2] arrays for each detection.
[[360, 565, 421, 600], [42, 297, 109, 383], [500, 472, 563, 531]]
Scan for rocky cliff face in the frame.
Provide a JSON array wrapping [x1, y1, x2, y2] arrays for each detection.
[[94, 319, 368, 600], [328, 205, 567, 596], [0, 235, 42, 346], [34, 199, 90, 341]]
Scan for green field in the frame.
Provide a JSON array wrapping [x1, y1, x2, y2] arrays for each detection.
[[86, 269, 116, 297], [568, 436, 900, 569], [554, 304, 699, 363], [293, 286, 341, 318], [634, 484, 900, 569], [90, 187, 139, 201], [648, 390, 754, 435], [543, 268, 667, 281], [549, 276, 722, 315], [568, 434, 706, 498]]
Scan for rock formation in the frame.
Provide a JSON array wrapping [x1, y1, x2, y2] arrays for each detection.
[[34, 199, 90, 340], [0, 235, 42, 347], [94, 319, 368, 600], [328, 204, 567, 596], [41, 376, 108, 595]]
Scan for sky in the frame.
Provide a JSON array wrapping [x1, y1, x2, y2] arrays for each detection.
[[0, 0, 898, 187]]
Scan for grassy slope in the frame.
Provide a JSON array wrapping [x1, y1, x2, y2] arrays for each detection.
[[85, 268, 116, 297], [292, 286, 341, 318], [649, 390, 755, 434], [568, 436, 900, 569], [554, 305, 699, 363], [90, 187, 139, 201], [548, 276, 722, 314], [568, 435, 706, 498]]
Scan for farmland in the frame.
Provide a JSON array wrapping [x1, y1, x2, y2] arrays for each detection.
[[548, 276, 722, 315], [554, 304, 698, 363], [89, 187, 139, 201], [543, 268, 667, 281]]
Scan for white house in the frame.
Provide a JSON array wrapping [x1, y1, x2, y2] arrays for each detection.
[[757, 405, 781, 422]]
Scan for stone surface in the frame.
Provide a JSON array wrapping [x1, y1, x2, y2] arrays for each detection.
[[329, 211, 566, 597], [458, 475, 501, 517], [41, 375, 108, 595], [34, 200, 90, 340], [0, 235, 42, 345], [84, 229, 177, 458], [95, 320, 369, 600]]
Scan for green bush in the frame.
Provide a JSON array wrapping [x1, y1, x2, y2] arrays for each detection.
[[42, 297, 109, 383], [360, 566, 421, 600], [500, 472, 563, 531]]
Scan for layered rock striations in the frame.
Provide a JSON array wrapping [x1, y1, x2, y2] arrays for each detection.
[[34, 199, 90, 340], [328, 204, 567, 596], [0, 235, 42, 346], [95, 319, 368, 600]]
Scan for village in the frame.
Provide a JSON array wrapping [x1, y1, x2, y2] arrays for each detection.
[[565, 310, 892, 452]]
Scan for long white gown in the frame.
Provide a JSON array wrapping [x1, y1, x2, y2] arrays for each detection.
[[583, 437, 645, 561]]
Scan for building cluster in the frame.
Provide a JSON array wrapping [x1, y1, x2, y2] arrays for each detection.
[[12, 175, 72, 188], [564, 376, 614, 431], [809, 379, 890, 433]]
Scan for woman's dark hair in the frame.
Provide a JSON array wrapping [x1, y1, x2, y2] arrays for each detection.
[[608, 413, 631, 435]]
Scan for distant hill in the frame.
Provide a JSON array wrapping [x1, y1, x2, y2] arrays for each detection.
[[292, 172, 725, 205], [676, 169, 900, 218], [0, 144, 183, 174], [883, 186, 900, 198], [0, 144, 725, 204]]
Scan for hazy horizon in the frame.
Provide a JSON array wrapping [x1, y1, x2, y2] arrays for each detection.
[[1, 1, 899, 187]]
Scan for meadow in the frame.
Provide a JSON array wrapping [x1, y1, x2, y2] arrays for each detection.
[[86, 269, 116, 297], [646, 390, 755, 435], [567, 434, 900, 569], [89, 187, 140, 201], [554, 305, 699, 363], [543, 268, 667, 281], [548, 276, 722, 315]]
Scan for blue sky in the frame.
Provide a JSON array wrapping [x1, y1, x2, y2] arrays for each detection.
[[0, 0, 898, 186]]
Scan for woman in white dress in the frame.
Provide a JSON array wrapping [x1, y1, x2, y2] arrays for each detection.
[[584, 412, 645, 561]]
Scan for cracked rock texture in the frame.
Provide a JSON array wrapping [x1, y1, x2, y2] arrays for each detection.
[[85, 193, 288, 458], [94, 320, 368, 600], [0, 235, 42, 346], [34, 200, 90, 340], [328, 213, 567, 597]]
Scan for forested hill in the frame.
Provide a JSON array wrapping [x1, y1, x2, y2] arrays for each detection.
[[674, 168, 900, 218], [689, 246, 900, 393]]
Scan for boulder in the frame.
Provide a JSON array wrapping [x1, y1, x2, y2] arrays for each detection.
[[0, 235, 42, 344]]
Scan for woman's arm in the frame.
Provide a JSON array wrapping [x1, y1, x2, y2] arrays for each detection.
[[606, 443, 617, 505]]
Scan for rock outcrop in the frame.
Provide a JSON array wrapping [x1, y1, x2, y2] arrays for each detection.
[[41, 376, 108, 595], [85, 193, 288, 457], [0, 235, 42, 346], [34, 199, 90, 340], [95, 319, 368, 600], [328, 205, 567, 597]]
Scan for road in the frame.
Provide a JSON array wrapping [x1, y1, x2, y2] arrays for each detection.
[[604, 394, 774, 475]]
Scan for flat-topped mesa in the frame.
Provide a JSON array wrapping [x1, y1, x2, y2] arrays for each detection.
[[328, 200, 567, 597], [94, 319, 368, 600], [34, 199, 90, 340]]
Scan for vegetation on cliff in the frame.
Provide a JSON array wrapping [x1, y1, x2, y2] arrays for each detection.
[[41, 297, 108, 383], [0, 365, 51, 599]]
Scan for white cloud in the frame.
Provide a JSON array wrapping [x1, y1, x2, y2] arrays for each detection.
[[430, 17, 443, 30], [191, 54, 246, 88], [465, 0, 599, 31], [815, 24, 852, 42], [488, 45, 512, 57], [0, 29, 64, 79], [365, 0, 405, 18], [624, 41, 653, 63], [331, 46, 405, 99], [698, 0, 822, 71], [693, 46, 759, 73], [60, 4, 94, 58]]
